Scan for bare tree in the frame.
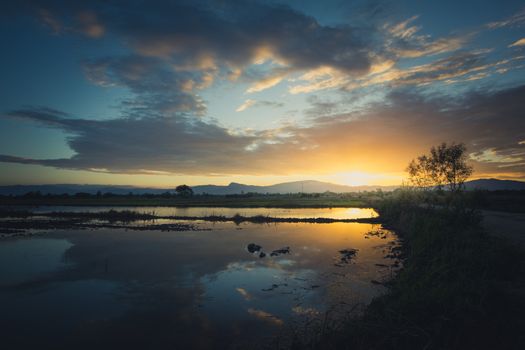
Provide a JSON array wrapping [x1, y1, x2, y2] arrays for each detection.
[[407, 142, 473, 192]]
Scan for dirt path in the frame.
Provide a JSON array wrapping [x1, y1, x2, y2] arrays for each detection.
[[482, 210, 525, 248]]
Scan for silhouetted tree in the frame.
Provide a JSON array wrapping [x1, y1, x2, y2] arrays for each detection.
[[161, 191, 172, 198], [407, 142, 473, 192], [175, 185, 193, 197]]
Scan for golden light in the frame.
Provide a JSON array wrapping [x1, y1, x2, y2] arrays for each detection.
[[327, 171, 405, 186]]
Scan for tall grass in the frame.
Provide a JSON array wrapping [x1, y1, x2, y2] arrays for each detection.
[[303, 189, 525, 350]]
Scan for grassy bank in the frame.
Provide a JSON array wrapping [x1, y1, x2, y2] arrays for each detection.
[[303, 190, 525, 349]]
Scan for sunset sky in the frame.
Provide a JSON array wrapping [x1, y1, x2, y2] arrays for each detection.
[[1, 0, 524, 187]]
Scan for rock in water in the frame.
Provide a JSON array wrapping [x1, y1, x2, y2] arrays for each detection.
[[247, 243, 262, 253], [270, 246, 290, 256], [338, 248, 358, 264]]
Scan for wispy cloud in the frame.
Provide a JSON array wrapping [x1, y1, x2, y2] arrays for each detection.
[[76, 10, 105, 38], [236, 99, 283, 112], [385, 15, 469, 58], [246, 74, 285, 93], [509, 38, 525, 47], [486, 7, 525, 29], [236, 99, 256, 112]]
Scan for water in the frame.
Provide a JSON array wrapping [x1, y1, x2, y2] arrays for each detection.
[[0, 208, 398, 349], [26, 205, 378, 219]]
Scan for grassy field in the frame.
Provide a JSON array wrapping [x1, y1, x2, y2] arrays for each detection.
[[0, 193, 371, 208]]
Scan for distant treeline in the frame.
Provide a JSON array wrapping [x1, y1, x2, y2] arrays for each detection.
[[0, 190, 360, 199], [2, 189, 525, 212], [1, 188, 524, 199]]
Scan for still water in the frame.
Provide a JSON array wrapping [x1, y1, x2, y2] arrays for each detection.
[[27, 206, 378, 219], [0, 208, 398, 349]]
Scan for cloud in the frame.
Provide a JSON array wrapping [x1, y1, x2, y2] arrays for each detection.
[[293, 85, 525, 177], [19, 0, 392, 128], [236, 99, 284, 112], [486, 7, 525, 29], [0, 107, 290, 175], [2, 85, 524, 179], [3, 1, 525, 181], [289, 66, 348, 94], [83, 55, 208, 116], [33, 0, 374, 72], [470, 149, 523, 164], [384, 15, 470, 58], [509, 38, 525, 47], [290, 49, 525, 94], [27, 0, 519, 105], [236, 99, 256, 112], [38, 8, 62, 34], [246, 74, 285, 93], [32, 3, 105, 38], [76, 10, 104, 38]]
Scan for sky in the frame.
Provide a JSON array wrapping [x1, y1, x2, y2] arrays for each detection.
[[0, 0, 524, 187]]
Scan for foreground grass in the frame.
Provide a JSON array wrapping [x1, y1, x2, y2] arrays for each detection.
[[300, 191, 525, 350]]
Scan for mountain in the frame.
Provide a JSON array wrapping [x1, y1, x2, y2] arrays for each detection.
[[0, 180, 394, 196], [193, 180, 398, 194], [464, 179, 525, 191], [0, 179, 523, 196]]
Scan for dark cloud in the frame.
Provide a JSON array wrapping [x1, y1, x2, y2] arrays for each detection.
[[83, 55, 208, 116], [297, 85, 525, 176], [111, 0, 372, 73], [3, 107, 313, 175], [18, 0, 385, 120], [28, 0, 374, 74], [2, 86, 524, 178], [2, 108, 257, 174]]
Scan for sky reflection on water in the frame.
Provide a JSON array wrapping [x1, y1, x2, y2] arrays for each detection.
[[27, 206, 378, 219], [0, 215, 398, 349]]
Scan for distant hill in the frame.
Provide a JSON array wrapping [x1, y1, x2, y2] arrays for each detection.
[[0, 179, 523, 196], [192, 180, 398, 194], [0, 180, 395, 196], [464, 179, 525, 191]]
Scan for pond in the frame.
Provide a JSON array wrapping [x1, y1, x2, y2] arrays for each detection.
[[0, 208, 399, 349], [26, 206, 378, 220]]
